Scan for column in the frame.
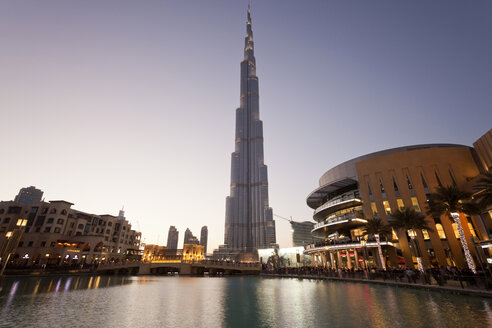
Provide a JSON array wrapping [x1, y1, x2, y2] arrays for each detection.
[[354, 249, 360, 269]]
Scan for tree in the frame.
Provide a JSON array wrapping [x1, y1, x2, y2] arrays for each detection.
[[390, 207, 433, 272], [427, 185, 477, 274], [474, 168, 492, 209], [362, 217, 392, 270]]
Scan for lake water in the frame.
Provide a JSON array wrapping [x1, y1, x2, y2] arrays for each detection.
[[0, 275, 491, 328]]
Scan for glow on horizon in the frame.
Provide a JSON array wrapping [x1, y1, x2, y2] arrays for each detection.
[[0, 1, 491, 251]]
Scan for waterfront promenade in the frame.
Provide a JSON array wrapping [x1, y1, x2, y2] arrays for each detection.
[[263, 267, 492, 298]]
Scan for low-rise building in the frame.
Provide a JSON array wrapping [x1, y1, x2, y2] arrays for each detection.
[[0, 191, 142, 267]]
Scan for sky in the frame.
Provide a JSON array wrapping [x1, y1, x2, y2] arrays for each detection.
[[1, 0, 491, 251]]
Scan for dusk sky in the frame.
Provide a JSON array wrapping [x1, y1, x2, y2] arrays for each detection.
[[1, 1, 491, 251]]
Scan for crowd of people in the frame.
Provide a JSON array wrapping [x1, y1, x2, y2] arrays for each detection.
[[263, 265, 492, 289]]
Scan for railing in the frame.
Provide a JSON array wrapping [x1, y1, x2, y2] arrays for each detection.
[[263, 267, 492, 291], [313, 211, 365, 230], [314, 192, 361, 216]]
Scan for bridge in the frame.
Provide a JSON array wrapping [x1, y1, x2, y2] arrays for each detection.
[[95, 260, 261, 276]]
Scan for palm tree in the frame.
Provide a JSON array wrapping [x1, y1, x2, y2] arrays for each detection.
[[362, 217, 392, 270], [474, 168, 492, 209], [427, 185, 477, 274], [390, 207, 433, 272]]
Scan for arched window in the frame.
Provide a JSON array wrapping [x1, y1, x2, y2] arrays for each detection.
[[435, 223, 446, 239]]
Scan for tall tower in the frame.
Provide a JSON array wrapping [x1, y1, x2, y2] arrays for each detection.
[[200, 226, 208, 255], [223, 5, 276, 253], [166, 226, 179, 250]]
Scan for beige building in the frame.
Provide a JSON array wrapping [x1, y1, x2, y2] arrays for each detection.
[[305, 133, 492, 270], [0, 195, 142, 267]]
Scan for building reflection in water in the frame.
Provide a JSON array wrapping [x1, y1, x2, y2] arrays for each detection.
[[0, 276, 491, 327]]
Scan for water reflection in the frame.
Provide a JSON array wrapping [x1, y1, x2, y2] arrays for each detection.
[[0, 275, 136, 298], [0, 276, 491, 328]]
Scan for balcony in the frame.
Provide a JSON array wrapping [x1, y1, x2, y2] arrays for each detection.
[[311, 211, 366, 237], [313, 192, 362, 221]]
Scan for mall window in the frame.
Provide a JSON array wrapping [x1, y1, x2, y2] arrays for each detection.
[[47, 218, 54, 224], [371, 202, 378, 215], [434, 171, 443, 187], [391, 229, 398, 240], [406, 174, 413, 190], [411, 197, 421, 212], [451, 223, 460, 239], [18, 241, 23, 247], [54, 227, 61, 233], [78, 224, 84, 230], [70, 222, 75, 228], [420, 173, 429, 190], [40, 241, 46, 247], [466, 217, 477, 238], [57, 219, 64, 225], [383, 200, 392, 215], [28, 241, 33, 247], [50, 208, 57, 214], [392, 176, 400, 195], [422, 229, 431, 240], [396, 199, 405, 211], [44, 227, 51, 233], [379, 178, 385, 194], [449, 169, 457, 186], [435, 223, 446, 239], [50, 242, 56, 247]]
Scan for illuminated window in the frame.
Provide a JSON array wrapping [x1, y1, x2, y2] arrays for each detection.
[[383, 201, 391, 215], [392, 229, 398, 240], [451, 223, 460, 239], [466, 217, 477, 238], [422, 229, 430, 240], [396, 199, 405, 211], [371, 202, 378, 215], [436, 223, 446, 239], [411, 197, 421, 212], [468, 223, 477, 237]]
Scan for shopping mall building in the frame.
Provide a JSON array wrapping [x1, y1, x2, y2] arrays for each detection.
[[304, 129, 492, 270]]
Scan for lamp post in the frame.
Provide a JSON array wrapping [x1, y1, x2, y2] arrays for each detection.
[[0, 219, 27, 276], [408, 229, 424, 273]]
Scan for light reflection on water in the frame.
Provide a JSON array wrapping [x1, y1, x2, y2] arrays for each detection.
[[0, 276, 491, 328]]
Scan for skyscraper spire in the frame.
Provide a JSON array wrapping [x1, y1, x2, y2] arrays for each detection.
[[244, 3, 254, 61]]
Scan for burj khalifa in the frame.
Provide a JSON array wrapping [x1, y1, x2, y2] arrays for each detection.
[[219, 5, 277, 257]]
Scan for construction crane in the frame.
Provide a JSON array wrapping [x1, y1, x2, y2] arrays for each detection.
[[273, 214, 295, 223]]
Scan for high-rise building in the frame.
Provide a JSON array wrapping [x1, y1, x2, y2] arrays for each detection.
[[183, 228, 199, 246], [290, 221, 322, 247], [14, 186, 43, 205], [221, 5, 276, 255], [167, 226, 179, 250], [200, 226, 208, 254]]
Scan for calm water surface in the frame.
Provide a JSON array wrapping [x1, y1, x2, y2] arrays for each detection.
[[1, 275, 491, 328]]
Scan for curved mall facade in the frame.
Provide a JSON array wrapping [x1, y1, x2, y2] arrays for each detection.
[[305, 142, 492, 270]]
